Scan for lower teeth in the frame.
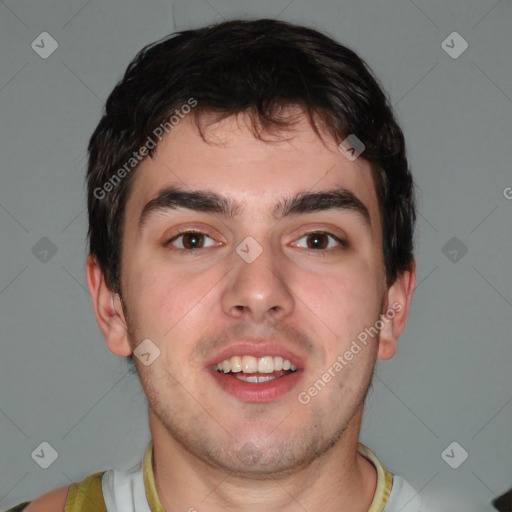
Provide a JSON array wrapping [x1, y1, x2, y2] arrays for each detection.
[[235, 374, 276, 383], [214, 369, 295, 383]]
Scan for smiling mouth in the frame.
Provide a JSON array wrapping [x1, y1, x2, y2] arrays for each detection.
[[212, 355, 299, 383], [209, 354, 303, 402]]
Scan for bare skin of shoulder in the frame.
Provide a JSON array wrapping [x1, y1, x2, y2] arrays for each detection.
[[23, 486, 69, 512]]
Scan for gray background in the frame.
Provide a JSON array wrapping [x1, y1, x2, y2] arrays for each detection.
[[1, 1, 511, 511]]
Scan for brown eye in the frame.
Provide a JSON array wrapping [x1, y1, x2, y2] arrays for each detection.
[[167, 231, 217, 250], [182, 233, 204, 249], [305, 233, 329, 249], [293, 231, 346, 251]]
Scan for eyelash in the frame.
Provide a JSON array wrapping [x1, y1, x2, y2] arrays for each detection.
[[165, 229, 220, 253], [165, 230, 348, 254], [292, 231, 348, 255]]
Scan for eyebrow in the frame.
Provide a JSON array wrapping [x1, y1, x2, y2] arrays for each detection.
[[137, 185, 371, 231]]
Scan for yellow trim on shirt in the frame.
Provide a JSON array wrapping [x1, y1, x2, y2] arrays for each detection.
[[64, 471, 107, 512], [143, 441, 166, 512], [357, 443, 394, 512]]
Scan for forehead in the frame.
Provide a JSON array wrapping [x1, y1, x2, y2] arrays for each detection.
[[125, 112, 381, 230]]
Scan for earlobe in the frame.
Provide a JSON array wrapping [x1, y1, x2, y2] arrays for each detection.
[[85, 255, 132, 357], [377, 261, 416, 361]]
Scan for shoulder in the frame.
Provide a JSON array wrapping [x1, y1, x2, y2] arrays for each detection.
[[7, 469, 107, 512], [20, 485, 69, 512]]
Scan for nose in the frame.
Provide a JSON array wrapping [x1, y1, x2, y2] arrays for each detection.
[[220, 239, 295, 323]]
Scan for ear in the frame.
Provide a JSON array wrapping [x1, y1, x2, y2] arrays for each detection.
[[377, 260, 416, 360], [85, 254, 132, 357]]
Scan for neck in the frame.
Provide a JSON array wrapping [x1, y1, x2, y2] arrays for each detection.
[[149, 407, 377, 512]]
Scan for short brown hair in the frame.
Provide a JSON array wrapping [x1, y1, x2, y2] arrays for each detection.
[[86, 18, 416, 294]]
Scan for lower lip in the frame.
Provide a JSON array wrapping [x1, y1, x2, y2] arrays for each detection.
[[206, 368, 304, 402]]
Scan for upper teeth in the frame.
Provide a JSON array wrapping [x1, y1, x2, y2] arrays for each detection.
[[213, 355, 297, 374]]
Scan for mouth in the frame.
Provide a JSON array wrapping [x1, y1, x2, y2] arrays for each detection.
[[213, 355, 298, 382], [207, 353, 304, 402]]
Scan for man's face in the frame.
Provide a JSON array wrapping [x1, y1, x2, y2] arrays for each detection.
[[118, 111, 389, 475]]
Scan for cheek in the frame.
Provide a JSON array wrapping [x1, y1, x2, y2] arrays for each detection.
[[124, 258, 227, 361], [122, 255, 197, 337], [294, 261, 382, 359]]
